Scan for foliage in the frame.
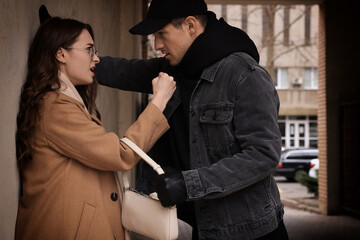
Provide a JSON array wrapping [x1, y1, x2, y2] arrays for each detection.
[[295, 171, 318, 197]]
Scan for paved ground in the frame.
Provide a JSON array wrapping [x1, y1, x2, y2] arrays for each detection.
[[133, 176, 360, 239], [276, 176, 320, 214], [277, 176, 360, 240], [284, 207, 360, 240]]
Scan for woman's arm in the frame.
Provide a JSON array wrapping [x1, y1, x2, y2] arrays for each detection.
[[42, 73, 175, 171], [42, 93, 170, 171]]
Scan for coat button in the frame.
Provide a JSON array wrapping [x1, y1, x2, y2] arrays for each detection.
[[111, 192, 118, 201]]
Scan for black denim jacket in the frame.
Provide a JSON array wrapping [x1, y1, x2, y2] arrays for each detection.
[[96, 52, 284, 239]]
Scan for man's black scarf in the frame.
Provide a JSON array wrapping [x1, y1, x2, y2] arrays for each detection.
[[175, 11, 259, 79], [163, 11, 260, 172]]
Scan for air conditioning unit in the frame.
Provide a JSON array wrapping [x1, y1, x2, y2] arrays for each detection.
[[292, 77, 303, 85]]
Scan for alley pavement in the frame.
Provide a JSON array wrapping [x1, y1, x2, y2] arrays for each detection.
[[277, 176, 360, 240], [133, 176, 360, 239], [284, 207, 360, 240]]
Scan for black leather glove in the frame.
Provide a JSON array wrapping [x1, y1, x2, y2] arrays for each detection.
[[151, 169, 187, 207]]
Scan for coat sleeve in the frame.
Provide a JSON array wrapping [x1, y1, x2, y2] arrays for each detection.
[[42, 95, 169, 171], [95, 56, 166, 93], [183, 63, 282, 200]]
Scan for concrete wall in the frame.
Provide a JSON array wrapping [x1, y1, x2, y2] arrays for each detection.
[[278, 89, 317, 115], [0, 0, 142, 239]]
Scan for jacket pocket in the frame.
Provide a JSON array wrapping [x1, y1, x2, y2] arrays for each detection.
[[75, 202, 96, 240], [199, 103, 234, 161]]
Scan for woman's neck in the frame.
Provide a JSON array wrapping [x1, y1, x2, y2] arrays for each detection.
[[58, 71, 88, 113]]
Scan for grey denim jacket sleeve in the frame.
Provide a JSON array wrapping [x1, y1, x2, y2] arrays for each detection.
[[182, 52, 282, 200]]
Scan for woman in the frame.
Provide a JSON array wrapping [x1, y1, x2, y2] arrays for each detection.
[[15, 17, 176, 240]]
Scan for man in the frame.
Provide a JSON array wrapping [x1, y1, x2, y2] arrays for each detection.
[[96, 0, 288, 239]]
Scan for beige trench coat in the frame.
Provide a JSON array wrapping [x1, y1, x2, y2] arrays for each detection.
[[15, 92, 169, 240]]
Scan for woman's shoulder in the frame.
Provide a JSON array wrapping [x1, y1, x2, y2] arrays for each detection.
[[43, 91, 74, 102], [41, 91, 85, 116], [40, 91, 94, 131], [42, 91, 81, 107]]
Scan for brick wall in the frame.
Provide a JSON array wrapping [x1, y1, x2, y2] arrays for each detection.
[[317, 1, 327, 214]]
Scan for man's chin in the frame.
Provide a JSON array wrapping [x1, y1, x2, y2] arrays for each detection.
[[163, 56, 180, 66], [168, 60, 179, 66]]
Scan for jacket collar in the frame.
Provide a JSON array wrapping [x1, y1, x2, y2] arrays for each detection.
[[174, 11, 259, 79], [58, 71, 89, 113], [200, 57, 224, 83]]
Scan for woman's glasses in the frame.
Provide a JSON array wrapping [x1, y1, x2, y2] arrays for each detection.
[[64, 46, 98, 58]]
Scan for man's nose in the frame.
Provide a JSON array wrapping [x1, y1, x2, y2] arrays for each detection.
[[154, 37, 163, 50]]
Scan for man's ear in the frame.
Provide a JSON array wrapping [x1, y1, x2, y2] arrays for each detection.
[[184, 16, 202, 35], [56, 48, 66, 63]]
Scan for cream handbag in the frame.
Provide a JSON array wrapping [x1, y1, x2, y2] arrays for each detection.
[[118, 137, 178, 240]]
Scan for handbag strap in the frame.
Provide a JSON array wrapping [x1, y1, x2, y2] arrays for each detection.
[[120, 137, 165, 190]]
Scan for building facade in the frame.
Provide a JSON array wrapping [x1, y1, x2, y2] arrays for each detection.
[[209, 4, 319, 150]]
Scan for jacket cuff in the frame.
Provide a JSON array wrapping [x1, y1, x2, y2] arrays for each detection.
[[182, 169, 205, 199], [143, 102, 170, 130]]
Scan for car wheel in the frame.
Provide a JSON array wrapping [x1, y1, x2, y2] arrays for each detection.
[[294, 169, 307, 181], [286, 177, 295, 182]]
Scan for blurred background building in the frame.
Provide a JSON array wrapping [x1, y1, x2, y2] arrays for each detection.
[[210, 4, 319, 150]]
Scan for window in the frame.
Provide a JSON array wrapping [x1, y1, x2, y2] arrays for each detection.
[[287, 152, 305, 159], [221, 5, 227, 22], [309, 116, 318, 148], [278, 117, 286, 149], [274, 68, 289, 89], [308, 153, 318, 159], [304, 6, 311, 46], [280, 116, 318, 149], [283, 6, 290, 46], [289, 116, 306, 120], [304, 68, 318, 89], [241, 5, 248, 32], [287, 152, 317, 160], [262, 6, 270, 45]]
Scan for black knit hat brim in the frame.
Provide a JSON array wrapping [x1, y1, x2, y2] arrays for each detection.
[[129, 0, 207, 35], [129, 18, 171, 35]]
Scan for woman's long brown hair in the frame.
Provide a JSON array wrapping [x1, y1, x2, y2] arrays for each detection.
[[16, 17, 101, 170]]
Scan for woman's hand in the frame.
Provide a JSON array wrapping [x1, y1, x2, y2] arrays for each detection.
[[151, 72, 176, 112]]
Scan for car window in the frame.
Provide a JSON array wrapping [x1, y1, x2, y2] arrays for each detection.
[[308, 153, 318, 159], [287, 152, 305, 159], [286, 151, 318, 159]]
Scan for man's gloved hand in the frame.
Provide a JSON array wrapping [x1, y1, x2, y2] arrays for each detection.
[[151, 169, 187, 207]]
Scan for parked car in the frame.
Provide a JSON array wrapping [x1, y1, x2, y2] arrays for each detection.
[[308, 158, 319, 178], [275, 148, 318, 181]]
